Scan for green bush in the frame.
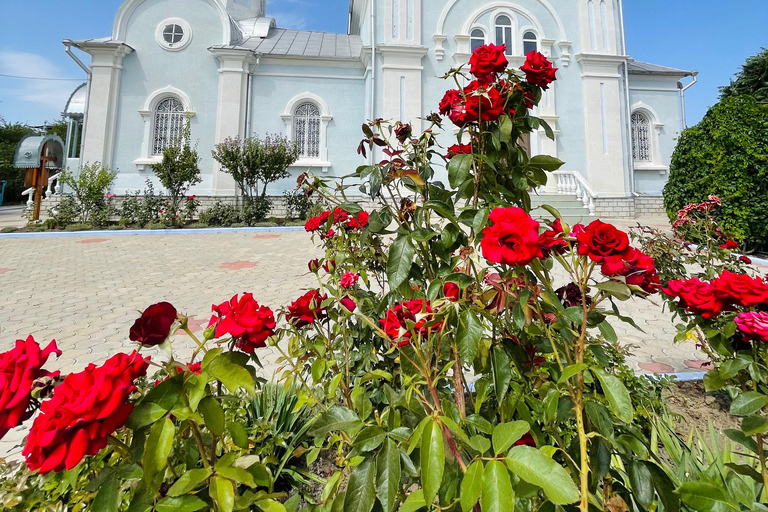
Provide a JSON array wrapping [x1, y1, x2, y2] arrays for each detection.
[[60, 163, 117, 224], [199, 201, 241, 226], [0, 122, 34, 204], [284, 190, 315, 220], [663, 96, 768, 248]]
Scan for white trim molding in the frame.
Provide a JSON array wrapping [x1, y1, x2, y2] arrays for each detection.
[[113, 0, 233, 45], [281, 92, 333, 171], [155, 17, 193, 52], [631, 101, 667, 174], [135, 86, 196, 170]]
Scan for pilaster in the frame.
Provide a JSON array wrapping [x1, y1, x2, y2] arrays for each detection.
[[378, 45, 428, 128]]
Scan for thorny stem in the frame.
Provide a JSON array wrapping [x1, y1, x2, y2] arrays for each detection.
[[190, 422, 211, 470], [186, 327, 208, 360], [575, 257, 592, 512], [452, 348, 467, 419]]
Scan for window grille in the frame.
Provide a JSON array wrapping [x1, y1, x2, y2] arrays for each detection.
[[152, 97, 185, 155], [163, 24, 184, 44], [470, 29, 485, 53], [631, 111, 652, 162], [294, 102, 321, 159], [523, 31, 538, 55], [495, 15, 513, 55]]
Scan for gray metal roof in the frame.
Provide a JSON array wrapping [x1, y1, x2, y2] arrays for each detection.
[[628, 61, 692, 77], [13, 135, 65, 170], [63, 83, 87, 118], [240, 28, 364, 59]]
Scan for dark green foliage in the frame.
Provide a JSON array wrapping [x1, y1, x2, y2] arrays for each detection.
[[0, 122, 35, 203], [199, 201, 242, 226], [663, 96, 768, 247], [284, 190, 315, 220], [720, 48, 768, 102], [60, 163, 117, 224], [48, 196, 81, 228]]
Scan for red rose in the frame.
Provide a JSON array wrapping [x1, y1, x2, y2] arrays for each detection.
[[23, 352, 149, 474], [288, 290, 328, 328], [538, 219, 568, 258], [439, 89, 462, 116], [0, 337, 61, 441], [514, 432, 536, 447], [464, 81, 505, 123], [333, 208, 349, 224], [446, 144, 472, 160], [521, 51, 558, 90], [720, 241, 739, 250], [340, 296, 357, 313], [740, 256, 753, 264], [208, 294, 276, 353], [444, 282, 461, 302], [570, 224, 586, 237], [188, 362, 202, 374], [380, 299, 434, 347], [713, 270, 768, 308], [321, 229, 336, 240], [356, 211, 370, 228], [735, 312, 768, 342], [481, 207, 543, 266], [305, 211, 331, 232], [576, 220, 631, 263], [129, 302, 177, 347], [469, 44, 508, 82], [601, 248, 661, 294], [663, 278, 724, 318], [340, 272, 360, 289], [395, 123, 412, 143]]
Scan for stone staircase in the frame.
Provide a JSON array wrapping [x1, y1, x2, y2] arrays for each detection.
[[530, 194, 592, 227]]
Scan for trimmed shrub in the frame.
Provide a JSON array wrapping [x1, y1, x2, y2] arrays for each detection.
[[663, 96, 768, 248]]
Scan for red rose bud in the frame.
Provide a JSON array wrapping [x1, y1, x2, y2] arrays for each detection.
[[394, 123, 412, 143], [308, 259, 321, 273], [0, 337, 61, 441], [444, 282, 461, 302], [340, 296, 357, 313], [521, 51, 558, 90], [481, 207, 543, 266], [740, 255, 753, 264], [129, 302, 178, 347], [209, 294, 276, 353], [323, 259, 337, 273], [23, 352, 149, 474]]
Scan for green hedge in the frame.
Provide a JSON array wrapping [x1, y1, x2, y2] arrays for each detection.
[[663, 96, 768, 248]]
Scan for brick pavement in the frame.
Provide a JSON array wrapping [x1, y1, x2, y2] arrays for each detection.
[[0, 221, 709, 459]]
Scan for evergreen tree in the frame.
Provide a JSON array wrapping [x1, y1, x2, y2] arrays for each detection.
[[720, 48, 768, 102]]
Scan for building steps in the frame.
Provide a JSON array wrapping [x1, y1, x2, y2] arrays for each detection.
[[530, 194, 591, 227]]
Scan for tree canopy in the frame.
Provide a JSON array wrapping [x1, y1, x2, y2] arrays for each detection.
[[720, 48, 768, 102]]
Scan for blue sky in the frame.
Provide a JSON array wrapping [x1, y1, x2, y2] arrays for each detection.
[[0, 0, 766, 127]]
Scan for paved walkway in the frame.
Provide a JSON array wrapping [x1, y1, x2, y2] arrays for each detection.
[[0, 217, 713, 459]]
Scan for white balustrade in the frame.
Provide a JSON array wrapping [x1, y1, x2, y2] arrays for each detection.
[[22, 187, 35, 210], [551, 171, 598, 216], [44, 172, 63, 199]]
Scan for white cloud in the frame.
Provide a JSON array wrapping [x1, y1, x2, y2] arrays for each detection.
[[269, 10, 310, 30], [0, 51, 83, 120]]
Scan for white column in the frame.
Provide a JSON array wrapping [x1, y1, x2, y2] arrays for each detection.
[[79, 43, 133, 168], [379, 46, 428, 129], [209, 49, 257, 196]]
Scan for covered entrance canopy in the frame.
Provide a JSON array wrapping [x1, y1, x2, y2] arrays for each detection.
[[13, 134, 66, 221]]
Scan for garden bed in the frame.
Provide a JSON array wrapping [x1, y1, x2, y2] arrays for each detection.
[[0, 219, 306, 234]]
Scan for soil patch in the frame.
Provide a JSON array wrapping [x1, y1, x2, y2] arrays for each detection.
[[664, 380, 740, 439]]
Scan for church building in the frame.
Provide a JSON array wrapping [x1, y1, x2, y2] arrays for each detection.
[[62, 0, 694, 216]]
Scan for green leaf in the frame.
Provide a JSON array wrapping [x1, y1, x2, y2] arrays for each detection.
[[256, 499, 288, 512], [399, 491, 425, 512], [644, 461, 679, 512], [730, 392, 768, 416], [506, 446, 580, 505], [210, 476, 235, 512], [492, 421, 529, 455], [598, 320, 618, 342], [595, 281, 632, 301], [421, 419, 445, 506], [424, 200, 460, 227], [91, 475, 120, 512], [127, 402, 168, 430], [724, 429, 759, 453], [228, 421, 250, 449], [703, 370, 725, 392], [216, 466, 257, 488], [593, 369, 634, 423], [142, 374, 183, 410], [411, 229, 438, 243], [677, 481, 736, 512], [448, 154, 473, 189], [742, 415, 768, 436], [529, 155, 564, 172], [208, 363, 255, 395], [388, 236, 416, 291], [168, 468, 212, 496], [344, 459, 377, 512], [143, 417, 175, 489], [199, 396, 225, 437], [557, 364, 588, 385], [585, 402, 614, 439], [354, 426, 387, 452], [492, 347, 512, 404], [311, 359, 326, 383], [376, 438, 401, 512], [460, 460, 484, 512], [457, 310, 483, 364], [481, 460, 514, 512], [309, 407, 363, 438], [499, 115, 513, 143], [629, 461, 654, 509], [156, 496, 208, 512]]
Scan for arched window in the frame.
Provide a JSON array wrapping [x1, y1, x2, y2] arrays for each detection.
[[631, 111, 652, 162], [152, 97, 185, 155], [470, 29, 486, 53], [495, 15, 513, 55], [523, 31, 538, 55], [294, 102, 321, 159]]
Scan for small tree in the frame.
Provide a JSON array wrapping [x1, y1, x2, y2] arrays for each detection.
[[0, 121, 35, 203], [720, 48, 768, 102], [60, 163, 117, 224], [151, 118, 202, 226]]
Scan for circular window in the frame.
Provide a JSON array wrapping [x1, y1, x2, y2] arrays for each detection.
[[156, 18, 192, 51]]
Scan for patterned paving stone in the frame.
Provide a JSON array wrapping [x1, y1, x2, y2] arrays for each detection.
[[77, 238, 109, 244], [638, 362, 675, 374], [220, 261, 259, 270]]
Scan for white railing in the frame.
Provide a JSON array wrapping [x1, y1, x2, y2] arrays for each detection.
[[44, 172, 63, 199], [551, 171, 598, 216], [22, 187, 35, 210]]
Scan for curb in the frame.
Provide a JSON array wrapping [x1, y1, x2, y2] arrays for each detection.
[[0, 226, 306, 239]]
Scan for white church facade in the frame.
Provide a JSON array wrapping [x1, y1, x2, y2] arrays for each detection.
[[61, 0, 694, 215]]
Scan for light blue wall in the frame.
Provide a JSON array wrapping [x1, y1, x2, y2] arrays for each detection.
[[112, 0, 224, 194]]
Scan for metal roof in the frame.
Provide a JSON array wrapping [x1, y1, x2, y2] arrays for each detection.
[[13, 135, 66, 170], [628, 61, 692, 77], [240, 28, 364, 59], [63, 83, 87, 117]]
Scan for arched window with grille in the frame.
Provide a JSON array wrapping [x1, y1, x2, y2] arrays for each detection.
[[523, 31, 538, 55], [631, 111, 652, 162], [152, 97, 185, 155], [294, 102, 321, 159], [495, 15, 513, 55], [470, 29, 486, 53]]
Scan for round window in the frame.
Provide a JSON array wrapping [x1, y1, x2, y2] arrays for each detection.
[[156, 18, 192, 51]]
